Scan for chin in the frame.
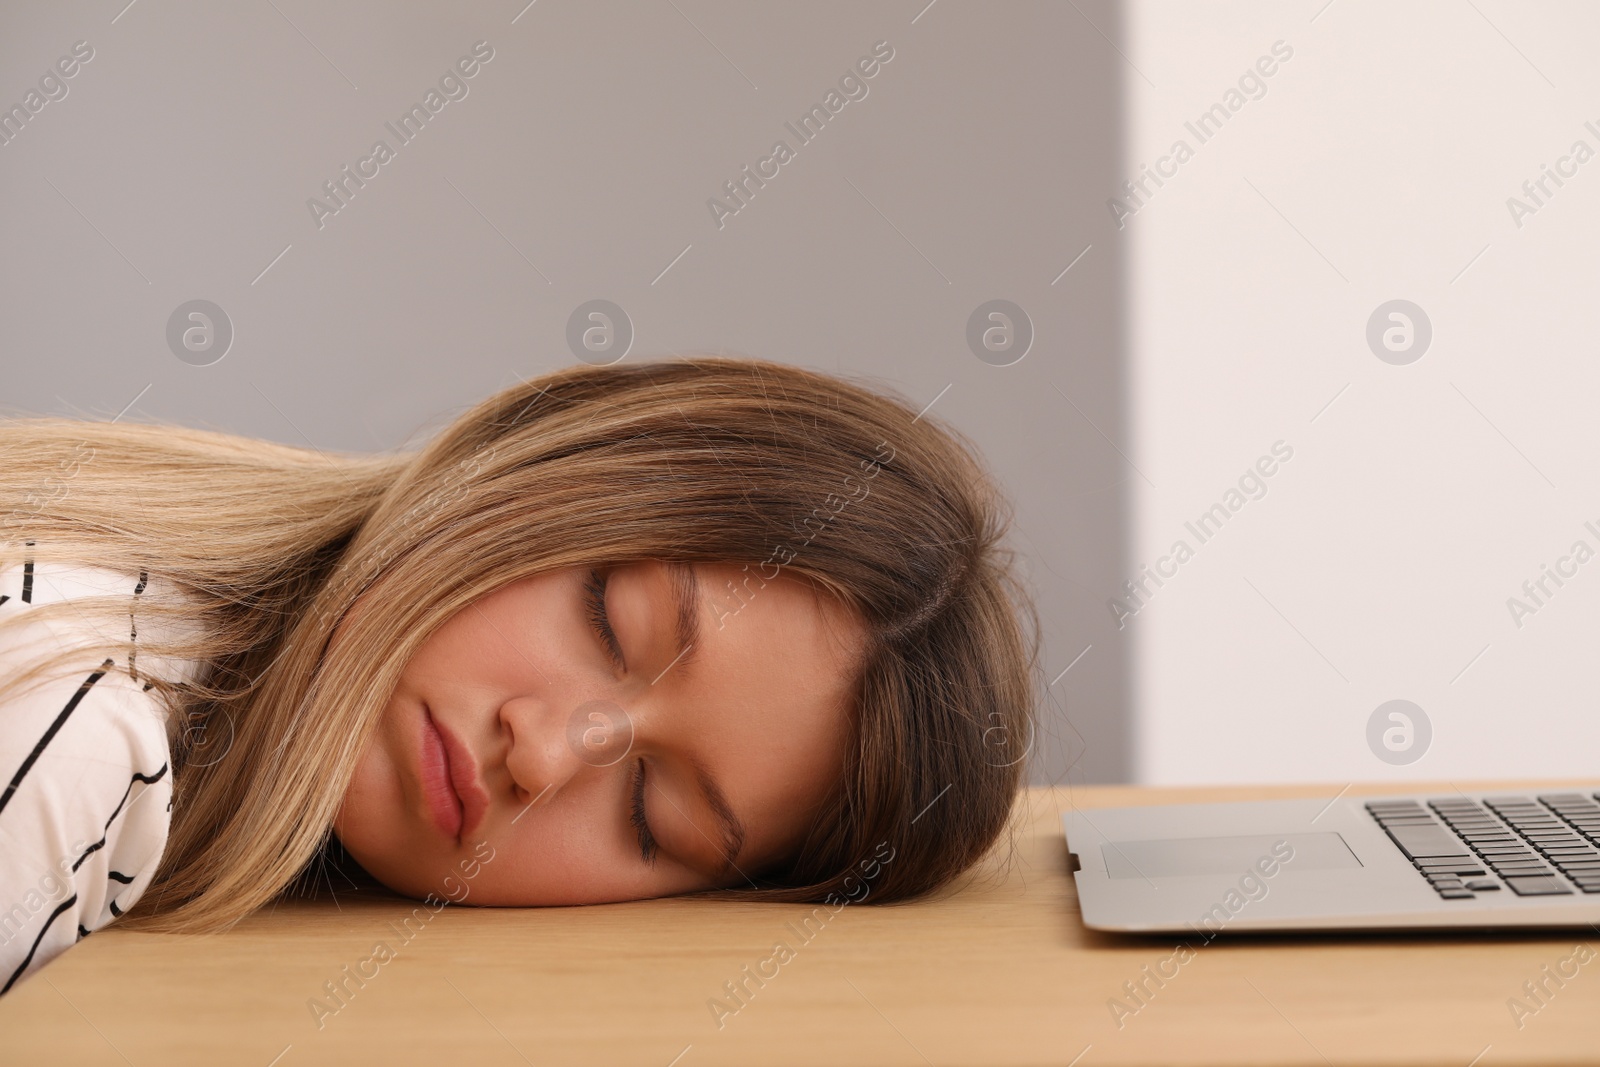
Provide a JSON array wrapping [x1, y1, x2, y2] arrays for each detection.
[[343, 835, 449, 901]]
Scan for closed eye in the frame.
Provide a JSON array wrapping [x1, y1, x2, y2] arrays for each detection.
[[583, 566, 625, 670], [630, 758, 659, 865]]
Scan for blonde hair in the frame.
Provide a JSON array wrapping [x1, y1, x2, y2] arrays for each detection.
[[0, 356, 1039, 933]]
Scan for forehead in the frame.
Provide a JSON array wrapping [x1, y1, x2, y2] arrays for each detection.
[[693, 562, 862, 668]]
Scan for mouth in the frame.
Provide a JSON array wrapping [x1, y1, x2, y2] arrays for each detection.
[[420, 704, 490, 843]]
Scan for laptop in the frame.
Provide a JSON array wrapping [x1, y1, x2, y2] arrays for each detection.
[[1062, 787, 1600, 932]]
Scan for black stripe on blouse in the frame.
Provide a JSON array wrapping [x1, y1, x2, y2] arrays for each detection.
[[19, 540, 34, 603], [1, 893, 77, 995], [0, 660, 114, 819], [71, 763, 170, 873], [129, 570, 147, 683]]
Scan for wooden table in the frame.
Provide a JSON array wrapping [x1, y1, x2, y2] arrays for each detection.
[[4, 781, 1599, 1066]]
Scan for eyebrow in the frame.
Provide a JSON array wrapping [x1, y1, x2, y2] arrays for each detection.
[[650, 559, 701, 685], [685, 751, 748, 877], [656, 561, 747, 876]]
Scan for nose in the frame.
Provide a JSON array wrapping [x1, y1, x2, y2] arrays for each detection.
[[498, 695, 636, 806], [498, 695, 581, 807]]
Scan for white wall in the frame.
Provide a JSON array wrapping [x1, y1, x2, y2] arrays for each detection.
[[1122, 1, 1600, 783]]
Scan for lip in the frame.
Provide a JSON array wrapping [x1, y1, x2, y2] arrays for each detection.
[[419, 704, 490, 843]]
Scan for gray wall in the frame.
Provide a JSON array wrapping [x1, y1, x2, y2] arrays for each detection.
[[0, 1, 1129, 784]]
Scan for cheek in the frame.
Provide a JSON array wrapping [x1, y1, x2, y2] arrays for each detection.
[[336, 744, 392, 839], [335, 725, 426, 891], [462, 811, 623, 905], [458, 805, 711, 906]]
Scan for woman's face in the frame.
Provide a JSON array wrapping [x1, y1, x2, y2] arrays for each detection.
[[333, 560, 865, 905]]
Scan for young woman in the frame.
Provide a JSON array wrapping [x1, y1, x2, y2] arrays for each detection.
[[0, 355, 1039, 993]]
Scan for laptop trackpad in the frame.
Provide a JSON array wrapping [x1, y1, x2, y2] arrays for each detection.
[[1101, 832, 1361, 879]]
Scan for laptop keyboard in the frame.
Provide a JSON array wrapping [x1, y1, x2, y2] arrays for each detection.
[[1365, 793, 1600, 900]]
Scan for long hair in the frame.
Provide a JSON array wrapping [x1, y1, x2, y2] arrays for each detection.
[[0, 355, 1040, 933]]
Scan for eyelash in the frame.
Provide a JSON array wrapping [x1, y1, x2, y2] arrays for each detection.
[[630, 758, 659, 865], [583, 566, 626, 670]]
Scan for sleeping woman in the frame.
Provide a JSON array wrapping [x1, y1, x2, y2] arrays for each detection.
[[0, 355, 1038, 993]]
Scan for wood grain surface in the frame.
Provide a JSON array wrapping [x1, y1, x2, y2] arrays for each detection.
[[4, 780, 1598, 1066]]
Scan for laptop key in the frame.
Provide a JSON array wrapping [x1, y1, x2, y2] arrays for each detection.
[[1385, 826, 1472, 860], [1370, 794, 1600, 900]]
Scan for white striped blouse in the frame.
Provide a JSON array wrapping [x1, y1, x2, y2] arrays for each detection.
[[0, 545, 200, 994]]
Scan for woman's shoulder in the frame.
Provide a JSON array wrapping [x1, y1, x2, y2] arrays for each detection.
[[0, 552, 144, 604], [0, 542, 202, 688], [0, 544, 185, 994]]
